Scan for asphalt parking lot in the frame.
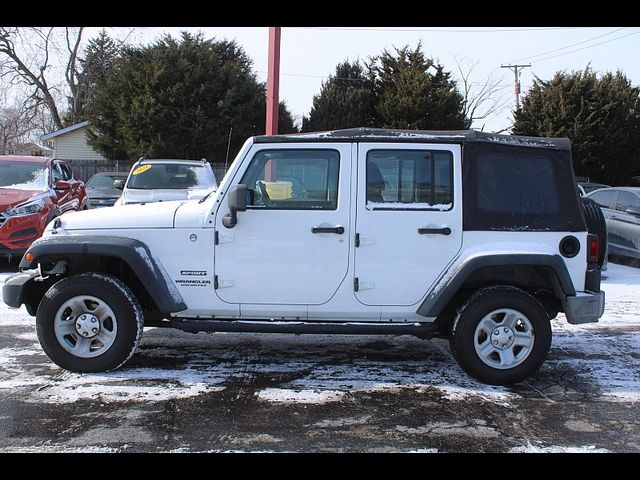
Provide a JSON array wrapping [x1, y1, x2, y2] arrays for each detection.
[[1, 260, 639, 453]]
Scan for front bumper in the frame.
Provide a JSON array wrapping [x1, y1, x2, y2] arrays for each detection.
[[563, 290, 605, 325], [0, 211, 48, 251], [2, 268, 40, 309]]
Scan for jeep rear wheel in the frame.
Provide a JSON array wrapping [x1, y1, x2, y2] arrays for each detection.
[[450, 286, 551, 385], [36, 273, 144, 372]]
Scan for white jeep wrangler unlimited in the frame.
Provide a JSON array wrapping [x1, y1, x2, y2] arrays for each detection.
[[3, 129, 606, 385]]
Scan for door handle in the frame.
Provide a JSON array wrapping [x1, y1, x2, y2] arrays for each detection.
[[312, 225, 345, 234], [418, 227, 452, 235]]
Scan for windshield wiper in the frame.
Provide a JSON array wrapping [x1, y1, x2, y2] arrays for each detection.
[[198, 190, 214, 204]]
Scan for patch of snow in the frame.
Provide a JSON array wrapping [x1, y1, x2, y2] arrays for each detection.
[[485, 135, 558, 149], [256, 388, 345, 404], [1, 261, 640, 412], [0, 445, 119, 453], [509, 444, 608, 453], [366, 201, 452, 211]]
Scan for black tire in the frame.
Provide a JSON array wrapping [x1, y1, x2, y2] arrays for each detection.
[[450, 286, 552, 385], [581, 196, 607, 267], [36, 273, 144, 372]]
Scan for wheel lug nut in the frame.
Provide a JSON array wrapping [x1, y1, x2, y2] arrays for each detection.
[[91, 318, 97, 323], [503, 327, 509, 333], [494, 329, 500, 335], [92, 328, 98, 333], [493, 340, 499, 345], [82, 332, 88, 336]]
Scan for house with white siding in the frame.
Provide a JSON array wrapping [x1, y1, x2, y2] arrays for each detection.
[[41, 121, 106, 162]]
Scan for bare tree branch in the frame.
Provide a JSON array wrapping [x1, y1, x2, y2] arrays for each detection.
[[0, 27, 85, 130], [65, 27, 85, 125], [455, 57, 512, 130]]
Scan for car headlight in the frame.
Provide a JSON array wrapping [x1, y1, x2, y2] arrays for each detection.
[[5, 198, 46, 217]]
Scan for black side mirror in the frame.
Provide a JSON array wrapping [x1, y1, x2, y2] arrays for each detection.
[[113, 179, 125, 190], [222, 184, 247, 228]]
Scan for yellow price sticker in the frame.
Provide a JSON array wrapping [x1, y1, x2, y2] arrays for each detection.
[[132, 165, 151, 175]]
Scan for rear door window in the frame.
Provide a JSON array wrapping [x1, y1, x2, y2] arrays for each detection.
[[614, 191, 640, 212], [365, 150, 453, 210], [590, 190, 617, 209]]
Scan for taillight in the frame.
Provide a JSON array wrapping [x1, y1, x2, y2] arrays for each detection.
[[587, 234, 599, 263]]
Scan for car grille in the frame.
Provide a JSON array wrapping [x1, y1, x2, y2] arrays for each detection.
[[88, 198, 119, 208]]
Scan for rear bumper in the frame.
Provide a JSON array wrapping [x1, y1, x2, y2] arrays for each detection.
[[563, 290, 605, 324], [2, 269, 40, 309]]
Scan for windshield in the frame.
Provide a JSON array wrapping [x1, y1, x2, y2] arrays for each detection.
[[87, 174, 126, 189], [125, 163, 216, 190], [0, 162, 48, 190]]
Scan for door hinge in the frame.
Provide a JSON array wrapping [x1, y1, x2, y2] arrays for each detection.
[[214, 231, 219, 245], [354, 277, 359, 292], [355, 233, 360, 247], [214, 275, 218, 289]]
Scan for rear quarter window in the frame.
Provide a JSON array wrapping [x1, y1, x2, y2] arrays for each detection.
[[462, 143, 585, 232]]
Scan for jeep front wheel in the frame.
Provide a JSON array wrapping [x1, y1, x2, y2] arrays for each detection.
[[450, 286, 551, 385], [36, 273, 144, 372]]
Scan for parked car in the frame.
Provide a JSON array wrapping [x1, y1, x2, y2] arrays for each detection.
[[577, 182, 609, 196], [85, 172, 128, 209], [4, 129, 606, 386], [585, 187, 640, 261], [114, 158, 217, 206], [0, 155, 86, 258]]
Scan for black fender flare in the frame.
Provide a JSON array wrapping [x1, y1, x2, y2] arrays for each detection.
[[19, 235, 186, 314], [416, 254, 576, 318]]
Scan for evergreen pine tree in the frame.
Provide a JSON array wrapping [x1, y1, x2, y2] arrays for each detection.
[[514, 67, 640, 185], [367, 44, 466, 130], [302, 61, 376, 132], [86, 32, 297, 163], [65, 29, 120, 126]]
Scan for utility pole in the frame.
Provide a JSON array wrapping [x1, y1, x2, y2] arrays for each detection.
[[501, 63, 530, 112], [266, 27, 281, 135]]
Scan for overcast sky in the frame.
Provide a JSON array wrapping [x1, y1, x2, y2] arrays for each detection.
[[87, 27, 640, 133]]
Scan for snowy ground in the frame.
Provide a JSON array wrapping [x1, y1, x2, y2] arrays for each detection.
[[0, 260, 638, 452]]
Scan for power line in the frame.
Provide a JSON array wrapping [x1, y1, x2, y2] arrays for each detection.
[[290, 27, 585, 33], [257, 70, 515, 88], [510, 27, 627, 63], [535, 29, 640, 63]]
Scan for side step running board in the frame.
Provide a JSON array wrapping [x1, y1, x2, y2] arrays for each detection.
[[171, 319, 441, 339]]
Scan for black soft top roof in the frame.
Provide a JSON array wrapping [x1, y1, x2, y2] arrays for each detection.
[[254, 127, 571, 151]]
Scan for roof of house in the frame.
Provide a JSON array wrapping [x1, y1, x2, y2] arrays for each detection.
[[41, 121, 90, 141], [12, 142, 52, 151], [0, 155, 51, 164]]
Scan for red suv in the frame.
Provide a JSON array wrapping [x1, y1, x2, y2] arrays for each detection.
[[0, 156, 86, 258]]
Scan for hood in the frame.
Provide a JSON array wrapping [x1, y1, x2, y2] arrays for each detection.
[[0, 188, 44, 212], [122, 187, 215, 204], [87, 187, 122, 199], [56, 200, 183, 231]]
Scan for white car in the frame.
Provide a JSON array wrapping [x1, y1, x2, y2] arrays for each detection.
[[114, 158, 217, 206], [4, 129, 606, 386]]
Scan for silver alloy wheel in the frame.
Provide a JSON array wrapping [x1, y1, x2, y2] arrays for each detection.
[[53, 295, 118, 358], [473, 308, 535, 370]]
